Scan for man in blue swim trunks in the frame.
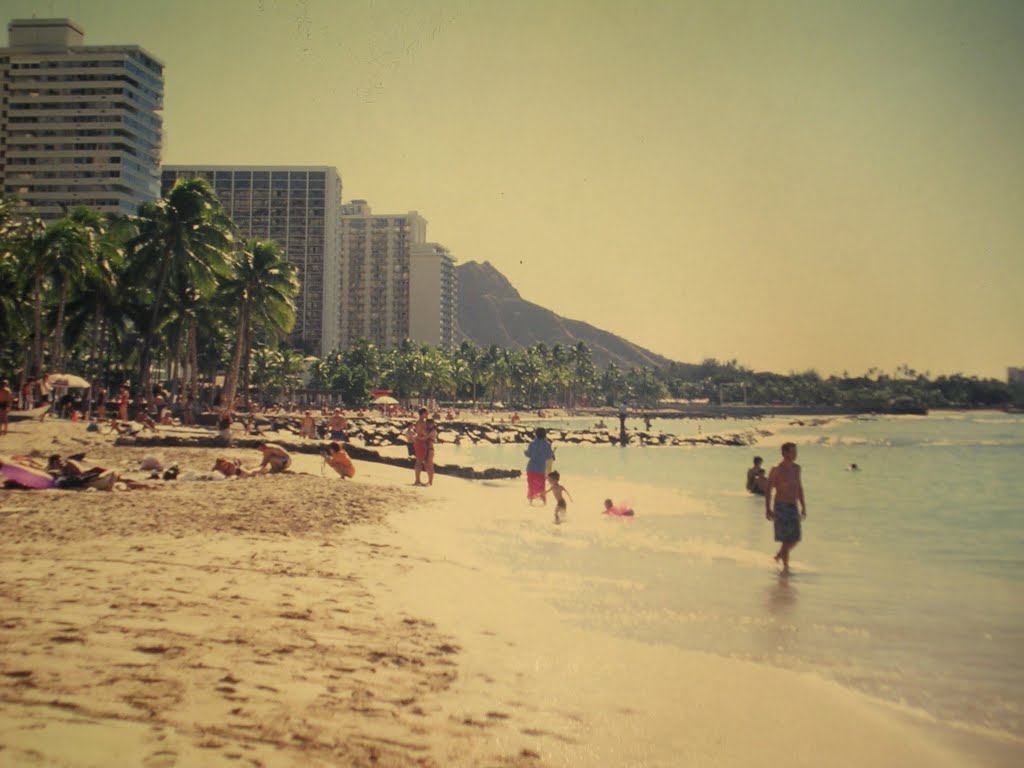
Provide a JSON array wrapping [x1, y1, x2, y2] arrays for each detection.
[[765, 442, 806, 573], [256, 441, 292, 474]]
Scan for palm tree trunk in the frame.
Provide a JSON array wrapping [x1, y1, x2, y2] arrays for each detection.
[[189, 316, 201, 402], [242, 324, 254, 406], [31, 273, 44, 378], [88, 302, 102, 383], [138, 256, 171, 396], [173, 328, 186, 399], [222, 298, 248, 410], [53, 279, 68, 372]]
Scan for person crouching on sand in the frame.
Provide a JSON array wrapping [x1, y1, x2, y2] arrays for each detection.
[[546, 470, 572, 524], [256, 441, 292, 474], [323, 442, 355, 479], [603, 499, 635, 517]]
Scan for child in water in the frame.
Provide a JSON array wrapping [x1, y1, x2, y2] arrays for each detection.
[[546, 470, 572, 524], [603, 499, 635, 517]]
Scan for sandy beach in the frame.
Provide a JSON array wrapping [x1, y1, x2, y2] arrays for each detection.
[[1, 417, 1018, 767]]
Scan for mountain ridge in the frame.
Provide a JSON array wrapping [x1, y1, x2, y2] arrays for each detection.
[[455, 260, 675, 370]]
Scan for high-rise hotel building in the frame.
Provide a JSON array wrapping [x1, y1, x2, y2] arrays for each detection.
[[410, 242, 457, 353], [161, 166, 342, 355], [339, 200, 457, 353], [0, 18, 163, 219]]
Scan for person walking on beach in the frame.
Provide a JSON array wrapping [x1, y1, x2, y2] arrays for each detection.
[[38, 374, 53, 421], [94, 385, 107, 422], [217, 409, 234, 446], [765, 442, 806, 573], [424, 417, 438, 486], [0, 379, 12, 436], [524, 427, 555, 504], [117, 385, 129, 421], [20, 378, 34, 411], [546, 470, 572, 524], [300, 410, 316, 439], [328, 408, 348, 442], [411, 407, 430, 486]]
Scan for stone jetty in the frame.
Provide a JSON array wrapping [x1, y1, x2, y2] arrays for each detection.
[[112, 414, 768, 482]]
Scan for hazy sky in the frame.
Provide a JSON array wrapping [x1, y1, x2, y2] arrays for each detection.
[[9, 0, 1023, 378]]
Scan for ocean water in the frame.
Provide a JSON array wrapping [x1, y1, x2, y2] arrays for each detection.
[[430, 411, 1024, 744]]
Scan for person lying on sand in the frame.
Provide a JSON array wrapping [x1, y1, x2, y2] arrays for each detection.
[[45, 454, 154, 491], [212, 456, 258, 479], [107, 418, 142, 437]]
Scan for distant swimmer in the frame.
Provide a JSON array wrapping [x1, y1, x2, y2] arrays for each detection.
[[603, 499, 635, 517], [765, 442, 806, 574], [848, 463, 859, 471], [746, 456, 769, 495]]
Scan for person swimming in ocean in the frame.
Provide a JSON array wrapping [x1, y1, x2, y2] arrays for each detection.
[[603, 499, 635, 517], [747, 456, 769, 495]]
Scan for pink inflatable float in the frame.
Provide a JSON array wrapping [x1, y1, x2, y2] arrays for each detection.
[[0, 459, 56, 490]]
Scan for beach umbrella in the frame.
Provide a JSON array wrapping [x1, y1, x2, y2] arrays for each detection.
[[372, 395, 399, 406], [48, 373, 91, 389]]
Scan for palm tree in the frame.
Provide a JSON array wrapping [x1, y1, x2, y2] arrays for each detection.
[[61, 214, 131, 382], [482, 345, 508, 404], [9, 217, 51, 378], [601, 363, 629, 406], [221, 238, 299, 410], [127, 177, 234, 397], [45, 208, 109, 372], [341, 339, 380, 405], [570, 341, 596, 407], [0, 200, 31, 374], [420, 346, 455, 402]]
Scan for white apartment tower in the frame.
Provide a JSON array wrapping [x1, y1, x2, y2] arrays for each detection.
[[410, 242, 457, 353], [0, 18, 164, 219], [161, 166, 342, 356], [339, 200, 457, 352]]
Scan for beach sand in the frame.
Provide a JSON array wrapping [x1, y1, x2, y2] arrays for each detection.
[[1, 418, 1018, 767]]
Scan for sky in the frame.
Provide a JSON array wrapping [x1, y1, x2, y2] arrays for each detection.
[[7, 0, 1023, 379]]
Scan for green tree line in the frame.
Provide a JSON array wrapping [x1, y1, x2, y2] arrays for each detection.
[[1, 182, 1018, 411]]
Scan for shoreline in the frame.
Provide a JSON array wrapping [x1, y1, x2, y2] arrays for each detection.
[[1, 418, 1020, 766]]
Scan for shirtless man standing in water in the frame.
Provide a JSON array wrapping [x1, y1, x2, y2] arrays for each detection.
[[766, 442, 806, 573]]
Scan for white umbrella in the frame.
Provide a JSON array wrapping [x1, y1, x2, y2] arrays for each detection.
[[372, 395, 399, 406], [48, 373, 91, 389]]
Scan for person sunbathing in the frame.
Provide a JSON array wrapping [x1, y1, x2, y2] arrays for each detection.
[[45, 454, 152, 491], [212, 456, 257, 478]]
